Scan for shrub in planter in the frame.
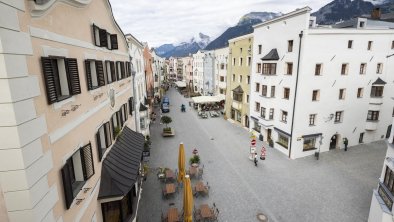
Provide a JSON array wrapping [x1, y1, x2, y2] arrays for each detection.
[[189, 155, 200, 165], [161, 116, 172, 128]]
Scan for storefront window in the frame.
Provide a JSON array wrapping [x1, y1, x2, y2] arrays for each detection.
[[277, 133, 289, 149], [236, 111, 241, 122], [303, 137, 316, 151], [102, 188, 135, 222], [253, 120, 261, 133]]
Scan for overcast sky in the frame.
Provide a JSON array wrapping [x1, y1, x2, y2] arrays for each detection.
[[109, 0, 332, 47]]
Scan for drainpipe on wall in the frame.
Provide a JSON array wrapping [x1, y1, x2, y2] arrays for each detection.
[[289, 31, 303, 159]]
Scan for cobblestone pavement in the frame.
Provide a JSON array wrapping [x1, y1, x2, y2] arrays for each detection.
[[137, 87, 387, 222]]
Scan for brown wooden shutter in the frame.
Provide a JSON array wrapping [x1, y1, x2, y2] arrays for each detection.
[[124, 104, 128, 121], [110, 115, 116, 139], [129, 97, 134, 115], [95, 61, 105, 86], [41, 57, 58, 104], [81, 143, 95, 180], [61, 160, 74, 209], [125, 62, 130, 77], [105, 61, 111, 83], [99, 29, 107, 47], [92, 24, 98, 46], [110, 34, 118, 50], [85, 60, 93, 90], [66, 58, 81, 95], [120, 62, 125, 79], [110, 61, 116, 81], [96, 132, 103, 161]]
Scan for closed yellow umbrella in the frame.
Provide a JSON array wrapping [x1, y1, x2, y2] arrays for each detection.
[[183, 175, 193, 222], [177, 143, 186, 183]]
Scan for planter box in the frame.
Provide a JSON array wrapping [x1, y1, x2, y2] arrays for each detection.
[[162, 128, 175, 137]]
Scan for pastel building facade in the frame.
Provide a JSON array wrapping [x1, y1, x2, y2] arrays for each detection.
[[193, 50, 205, 94], [203, 51, 215, 95], [0, 1, 146, 222], [250, 7, 394, 159], [225, 34, 253, 128], [213, 47, 229, 97]]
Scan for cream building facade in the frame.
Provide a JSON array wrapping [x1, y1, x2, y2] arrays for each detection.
[[213, 47, 229, 97], [225, 34, 253, 128], [0, 1, 144, 222], [192, 50, 205, 94]]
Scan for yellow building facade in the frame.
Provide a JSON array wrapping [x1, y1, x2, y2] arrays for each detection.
[[225, 34, 253, 128]]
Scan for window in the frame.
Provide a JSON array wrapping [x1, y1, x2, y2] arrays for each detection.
[[348, 40, 353, 49], [309, 114, 316, 126], [341, 64, 348, 75], [101, 188, 136, 222], [339, 89, 346, 100], [220, 76, 225, 82], [288, 40, 293, 52], [377, 63, 383, 74], [239, 75, 242, 83], [246, 95, 249, 103], [253, 120, 261, 132], [380, 166, 394, 210], [258, 45, 262, 54], [392, 41, 394, 49], [371, 86, 384, 97], [240, 48, 243, 53], [262, 85, 267, 97], [368, 41, 373, 50], [281, 110, 288, 123], [140, 117, 146, 129], [271, 86, 275, 97], [92, 24, 118, 50], [277, 133, 289, 148], [359, 21, 365, 28], [128, 97, 134, 115], [360, 63, 367, 74], [232, 74, 236, 81], [255, 102, 260, 112], [111, 112, 120, 138], [315, 64, 322, 76], [357, 88, 363, 98], [105, 60, 116, 83], [220, 63, 225, 70], [303, 137, 316, 151], [116, 61, 125, 80], [269, 108, 274, 120], [61, 143, 94, 209], [233, 58, 236, 66], [247, 57, 251, 66], [286, 63, 293, 75], [41, 57, 81, 104], [240, 58, 243, 66], [255, 83, 260, 92], [236, 110, 241, 122], [233, 93, 243, 102], [283, 88, 290, 99], [96, 121, 112, 162], [85, 60, 105, 90], [334, 111, 343, 123], [262, 63, 276, 75], [257, 63, 262, 73], [312, 90, 319, 101], [367, 110, 379, 121], [261, 107, 266, 118]]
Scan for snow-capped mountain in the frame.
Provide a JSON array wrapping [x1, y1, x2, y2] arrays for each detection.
[[156, 33, 211, 58], [237, 12, 282, 26]]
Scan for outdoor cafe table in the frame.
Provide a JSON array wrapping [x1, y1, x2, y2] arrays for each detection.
[[166, 183, 176, 195], [166, 170, 175, 181], [195, 181, 205, 192], [189, 166, 198, 176], [167, 207, 179, 222], [200, 204, 214, 219]]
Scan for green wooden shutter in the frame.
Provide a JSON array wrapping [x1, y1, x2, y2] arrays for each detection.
[[81, 143, 95, 179]]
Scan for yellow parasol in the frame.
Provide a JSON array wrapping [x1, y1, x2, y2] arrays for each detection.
[[183, 175, 193, 222], [177, 143, 186, 182]]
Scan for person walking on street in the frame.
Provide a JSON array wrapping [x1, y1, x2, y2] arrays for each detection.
[[343, 137, 348, 151], [254, 153, 258, 166]]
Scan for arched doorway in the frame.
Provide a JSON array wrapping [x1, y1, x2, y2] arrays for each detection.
[[330, 134, 340, 150]]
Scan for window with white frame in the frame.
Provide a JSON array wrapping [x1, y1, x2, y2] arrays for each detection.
[[303, 137, 317, 151], [257, 63, 262, 73], [360, 63, 367, 74], [261, 107, 266, 119], [281, 110, 288, 123], [96, 122, 112, 160], [334, 111, 343, 123], [312, 90, 320, 101], [377, 63, 383, 74], [341, 63, 348, 75], [357, 88, 363, 98], [339, 88, 346, 100], [367, 110, 379, 121], [269, 108, 274, 120], [309, 114, 316, 126], [277, 133, 289, 148], [255, 102, 260, 112]]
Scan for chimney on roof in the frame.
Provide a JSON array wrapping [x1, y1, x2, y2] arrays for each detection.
[[371, 8, 381, 20]]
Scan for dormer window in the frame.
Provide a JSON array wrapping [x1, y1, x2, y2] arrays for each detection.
[[360, 21, 365, 28]]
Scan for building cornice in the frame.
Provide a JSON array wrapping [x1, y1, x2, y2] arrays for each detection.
[[29, 0, 91, 17], [228, 33, 253, 43], [253, 6, 311, 29]]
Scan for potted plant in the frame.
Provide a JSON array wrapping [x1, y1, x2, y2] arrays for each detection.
[[189, 155, 200, 166], [161, 116, 174, 137]]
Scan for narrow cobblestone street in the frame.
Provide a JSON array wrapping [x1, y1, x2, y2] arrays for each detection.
[[138, 88, 387, 222]]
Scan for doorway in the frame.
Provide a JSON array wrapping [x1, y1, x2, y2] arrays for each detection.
[[267, 129, 272, 140], [386, 125, 392, 139], [245, 115, 249, 128], [330, 134, 338, 150]]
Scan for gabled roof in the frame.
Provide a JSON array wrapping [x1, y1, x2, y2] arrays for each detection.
[[232, 85, 244, 94], [372, 77, 387, 85], [261, 49, 279, 61], [98, 127, 144, 199]]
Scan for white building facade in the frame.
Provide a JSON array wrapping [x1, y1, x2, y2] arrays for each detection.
[[250, 7, 394, 159], [193, 50, 205, 93], [213, 47, 229, 97], [203, 51, 215, 95]]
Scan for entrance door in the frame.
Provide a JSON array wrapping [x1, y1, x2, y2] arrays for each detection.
[[245, 115, 249, 128], [330, 135, 337, 150], [267, 129, 272, 140]]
